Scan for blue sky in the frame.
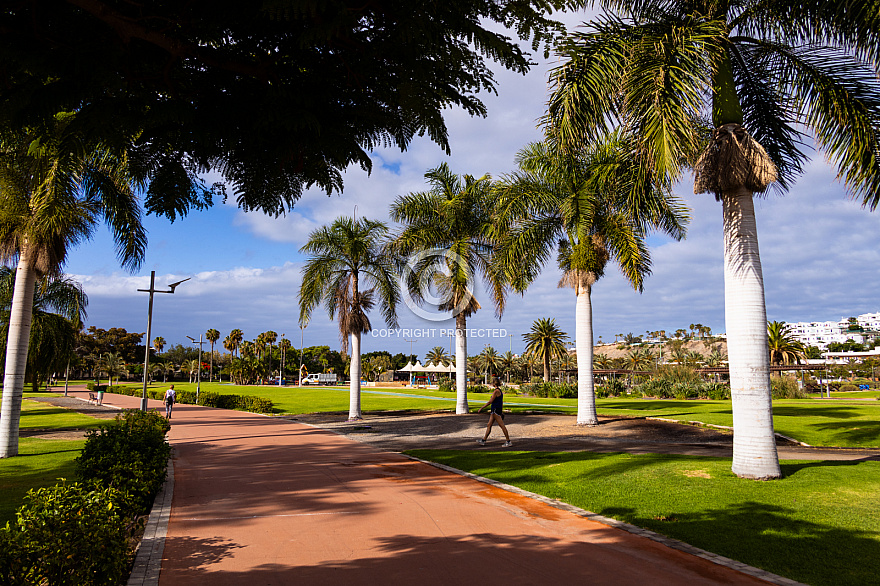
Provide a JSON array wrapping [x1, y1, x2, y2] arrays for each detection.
[[65, 10, 880, 359]]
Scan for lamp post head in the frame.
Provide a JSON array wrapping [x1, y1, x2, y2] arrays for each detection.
[[168, 277, 191, 292]]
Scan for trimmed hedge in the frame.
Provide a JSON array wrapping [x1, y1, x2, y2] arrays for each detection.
[[0, 410, 170, 586], [105, 385, 274, 414]]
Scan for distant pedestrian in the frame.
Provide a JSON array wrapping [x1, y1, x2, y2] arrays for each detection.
[[164, 385, 176, 419], [476, 380, 511, 447]]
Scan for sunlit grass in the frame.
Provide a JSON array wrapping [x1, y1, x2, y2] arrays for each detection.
[[408, 449, 880, 586]]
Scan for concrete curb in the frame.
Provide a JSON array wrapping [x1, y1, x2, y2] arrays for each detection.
[[127, 456, 175, 586], [405, 454, 806, 586]]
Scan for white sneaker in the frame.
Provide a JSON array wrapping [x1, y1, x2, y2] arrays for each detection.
[[503, 441, 512, 447], [476, 439, 486, 445]]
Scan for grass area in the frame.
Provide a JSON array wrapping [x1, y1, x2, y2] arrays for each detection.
[[407, 449, 880, 586], [0, 437, 87, 524], [19, 395, 108, 431], [133, 382, 880, 447]]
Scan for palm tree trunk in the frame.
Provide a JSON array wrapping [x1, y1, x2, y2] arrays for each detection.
[[349, 331, 362, 420], [542, 351, 550, 382], [0, 250, 38, 458], [455, 313, 468, 414], [723, 188, 781, 479], [576, 286, 598, 425]]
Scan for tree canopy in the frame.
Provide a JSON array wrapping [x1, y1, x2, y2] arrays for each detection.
[[0, 0, 582, 218]]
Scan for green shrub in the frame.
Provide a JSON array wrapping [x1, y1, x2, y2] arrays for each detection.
[[706, 383, 731, 400], [0, 483, 132, 586], [437, 378, 454, 393], [519, 381, 577, 398], [838, 384, 859, 393], [86, 382, 108, 393], [75, 410, 170, 515], [105, 385, 275, 413], [602, 378, 626, 397], [771, 376, 807, 399], [469, 384, 491, 395]]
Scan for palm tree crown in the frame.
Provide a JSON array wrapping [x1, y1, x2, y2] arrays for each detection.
[[522, 318, 570, 382], [767, 321, 806, 366]]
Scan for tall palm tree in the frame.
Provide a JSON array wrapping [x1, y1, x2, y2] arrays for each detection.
[[152, 336, 166, 355], [425, 346, 452, 367], [390, 163, 506, 414], [228, 329, 243, 357], [262, 330, 277, 373], [768, 321, 806, 368], [299, 216, 399, 420], [500, 351, 517, 383], [0, 113, 145, 458], [522, 318, 570, 383], [223, 334, 236, 359], [205, 328, 220, 382], [497, 136, 687, 424], [477, 345, 501, 384], [278, 337, 292, 380], [546, 1, 880, 478], [0, 268, 87, 392]]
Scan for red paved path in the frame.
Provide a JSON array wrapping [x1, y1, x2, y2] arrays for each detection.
[[76, 390, 777, 585]]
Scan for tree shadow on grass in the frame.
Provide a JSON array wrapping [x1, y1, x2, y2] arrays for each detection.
[[599, 501, 880, 586], [804, 420, 880, 447]]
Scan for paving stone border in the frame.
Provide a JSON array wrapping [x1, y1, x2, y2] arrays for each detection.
[[127, 456, 175, 586], [405, 454, 806, 586]]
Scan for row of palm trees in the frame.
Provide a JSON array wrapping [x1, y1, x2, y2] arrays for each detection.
[[298, 138, 687, 423]]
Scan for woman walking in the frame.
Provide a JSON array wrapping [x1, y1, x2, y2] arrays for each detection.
[[476, 381, 511, 447]]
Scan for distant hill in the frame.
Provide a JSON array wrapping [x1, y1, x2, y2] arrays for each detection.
[[592, 339, 727, 362]]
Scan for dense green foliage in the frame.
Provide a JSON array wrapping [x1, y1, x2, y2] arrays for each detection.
[[107, 384, 274, 413], [75, 410, 171, 513], [0, 1, 582, 216], [0, 483, 132, 586], [0, 409, 170, 585], [408, 450, 880, 586]]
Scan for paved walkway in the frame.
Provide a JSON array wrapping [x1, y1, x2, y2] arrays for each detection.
[[68, 390, 799, 585]]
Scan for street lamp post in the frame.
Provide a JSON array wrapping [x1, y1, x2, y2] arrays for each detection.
[[299, 323, 307, 386], [279, 333, 285, 386], [137, 272, 189, 411], [186, 335, 205, 403]]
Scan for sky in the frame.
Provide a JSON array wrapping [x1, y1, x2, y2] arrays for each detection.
[[64, 8, 880, 359]]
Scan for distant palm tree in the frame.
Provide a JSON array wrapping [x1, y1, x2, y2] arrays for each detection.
[[239, 340, 255, 360], [98, 352, 127, 386], [299, 216, 399, 420], [162, 361, 176, 383], [152, 336, 166, 355], [425, 346, 452, 367], [262, 330, 277, 373], [223, 335, 235, 358], [205, 328, 220, 381], [390, 163, 506, 414], [594, 353, 610, 370], [500, 351, 517, 383], [477, 346, 501, 384], [768, 321, 805, 368], [228, 329, 244, 357], [278, 337, 292, 380], [523, 318, 569, 383], [0, 113, 146, 458]]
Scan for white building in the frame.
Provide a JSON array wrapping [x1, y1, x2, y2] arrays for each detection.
[[788, 312, 880, 349]]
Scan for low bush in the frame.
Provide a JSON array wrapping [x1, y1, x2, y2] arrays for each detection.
[[519, 382, 577, 399], [437, 378, 454, 393], [85, 382, 108, 393], [771, 376, 807, 399], [0, 483, 132, 586], [75, 410, 170, 515], [105, 385, 274, 414], [0, 410, 171, 586], [838, 384, 860, 393]]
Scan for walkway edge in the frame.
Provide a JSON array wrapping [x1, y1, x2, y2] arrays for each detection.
[[405, 454, 805, 586], [127, 455, 175, 586]]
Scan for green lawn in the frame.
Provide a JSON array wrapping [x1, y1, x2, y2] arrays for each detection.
[[0, 437, 87, 524], [141, 383, 880, 448], [407, 449, 880, 586], [19, 395, 108, 431]]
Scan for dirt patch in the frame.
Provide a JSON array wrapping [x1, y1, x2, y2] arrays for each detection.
[[288, 410, 743, 456]]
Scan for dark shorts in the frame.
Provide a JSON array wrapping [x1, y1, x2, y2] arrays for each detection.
[[489, 408, 504, 420]]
